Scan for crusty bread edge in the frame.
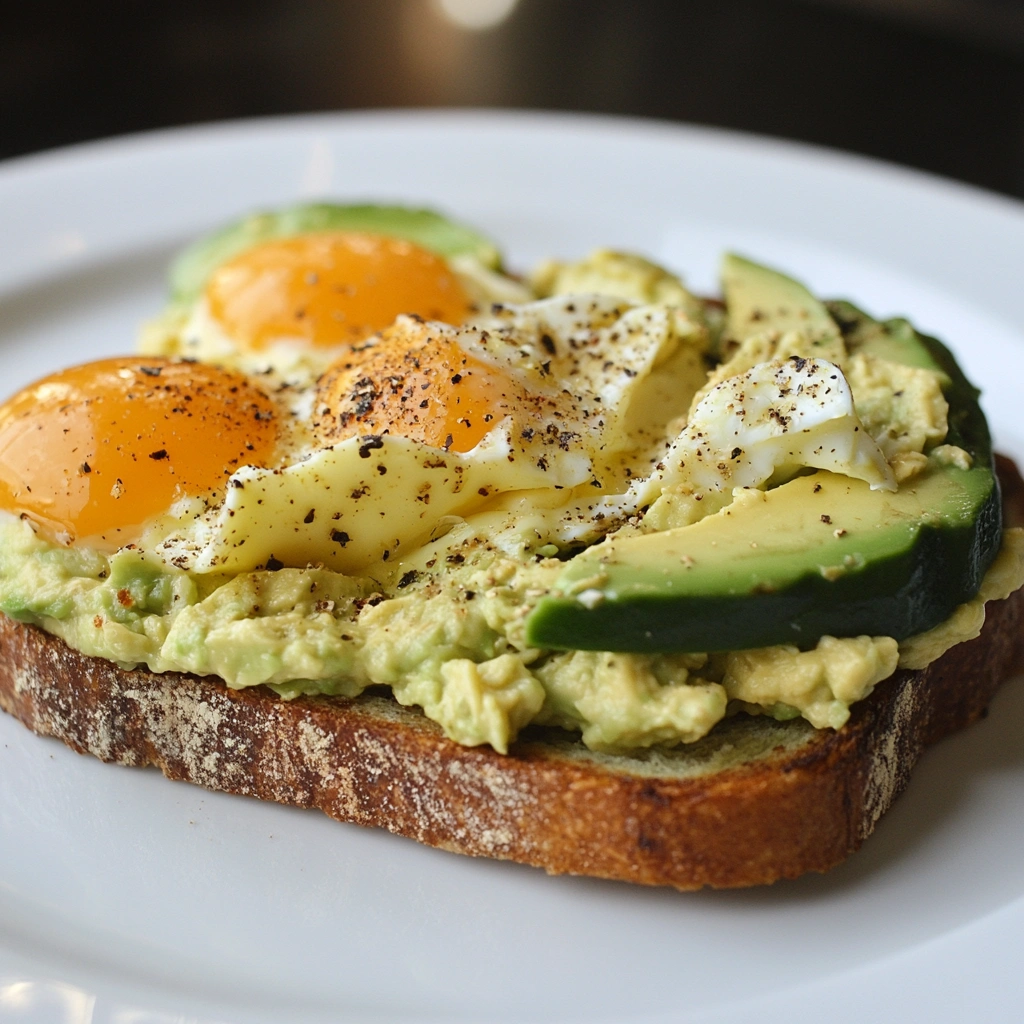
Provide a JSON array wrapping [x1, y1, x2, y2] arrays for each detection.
[[0, 459, 1022, 891]]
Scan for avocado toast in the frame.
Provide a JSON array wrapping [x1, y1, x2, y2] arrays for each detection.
[[0, 496, 1021, 889], [0, 205, 1022, 888]]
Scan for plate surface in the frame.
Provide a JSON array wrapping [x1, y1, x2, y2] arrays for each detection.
[[0, 110, 1022, 1024]]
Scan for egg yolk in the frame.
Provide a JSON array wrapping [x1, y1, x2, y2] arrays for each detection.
[[316, 322, 522, 453], [0, 357, 278, 546], [205, 232, 476, 351]]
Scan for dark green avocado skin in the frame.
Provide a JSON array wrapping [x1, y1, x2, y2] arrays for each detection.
[[525, 305, 1002, 654], [169, 202, 502, 304]]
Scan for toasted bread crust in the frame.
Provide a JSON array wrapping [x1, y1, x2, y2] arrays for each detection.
[[1, 463, 1022, 890]]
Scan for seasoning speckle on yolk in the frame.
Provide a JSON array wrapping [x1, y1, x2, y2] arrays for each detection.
[[0, 357, 278, 546], [315, 320, 522, 453], [205, 232, 476, 351]]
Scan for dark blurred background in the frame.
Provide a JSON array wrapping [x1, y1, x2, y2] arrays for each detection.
[[3, 0, 1023, 197]]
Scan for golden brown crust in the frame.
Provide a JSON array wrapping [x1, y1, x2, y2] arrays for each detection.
[[0, 464, 1022, 890]]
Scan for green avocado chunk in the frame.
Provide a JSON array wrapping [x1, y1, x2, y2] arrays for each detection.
[[169, 203, 503, 304], [722, 252, 841, 346], [525, 261, 1002, 654]]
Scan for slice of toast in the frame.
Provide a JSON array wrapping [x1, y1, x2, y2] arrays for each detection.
[[1, 458, 1022, 890]]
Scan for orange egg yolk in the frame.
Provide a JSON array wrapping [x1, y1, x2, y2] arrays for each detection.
[[205, 232, 476, 351], [316, 322, 522, 453], [0, 357, 279, 546]]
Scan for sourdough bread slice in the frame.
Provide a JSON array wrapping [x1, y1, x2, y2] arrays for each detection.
[[0, 459, 1022, 890]]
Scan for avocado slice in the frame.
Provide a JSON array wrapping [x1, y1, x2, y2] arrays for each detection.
[[169, 203, 503, 305], [525, 268, 1002, 654], [828, 300, 945, 376], [723, 253, 841, 345], [526, 463, 1000, 653]]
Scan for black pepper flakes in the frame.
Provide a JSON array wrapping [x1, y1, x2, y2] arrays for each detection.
[[358, 435, 384, 459]]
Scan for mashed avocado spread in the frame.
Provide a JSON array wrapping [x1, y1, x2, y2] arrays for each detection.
[[2, 245, 1022, 755]]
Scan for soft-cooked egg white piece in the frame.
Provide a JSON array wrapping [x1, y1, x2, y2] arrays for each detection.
[[140, 231, 533, 385], [152, 296, 690, 575], [606, 355, 893, 536], [648, 355, 896, 498], [469, 294, 703, 467]]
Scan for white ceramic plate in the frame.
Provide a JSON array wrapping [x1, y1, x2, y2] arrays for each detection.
[[0, 111, 1022, 1024]]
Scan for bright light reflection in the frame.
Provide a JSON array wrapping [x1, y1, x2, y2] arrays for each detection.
[[0, 979, 96, 1021], [434, 0, 519, 31], [0, 981, 34, 1010]]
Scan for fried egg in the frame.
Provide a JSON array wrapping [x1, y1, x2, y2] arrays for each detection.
[[0, 358, 278, 549], [143, 230, 532, 383]]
